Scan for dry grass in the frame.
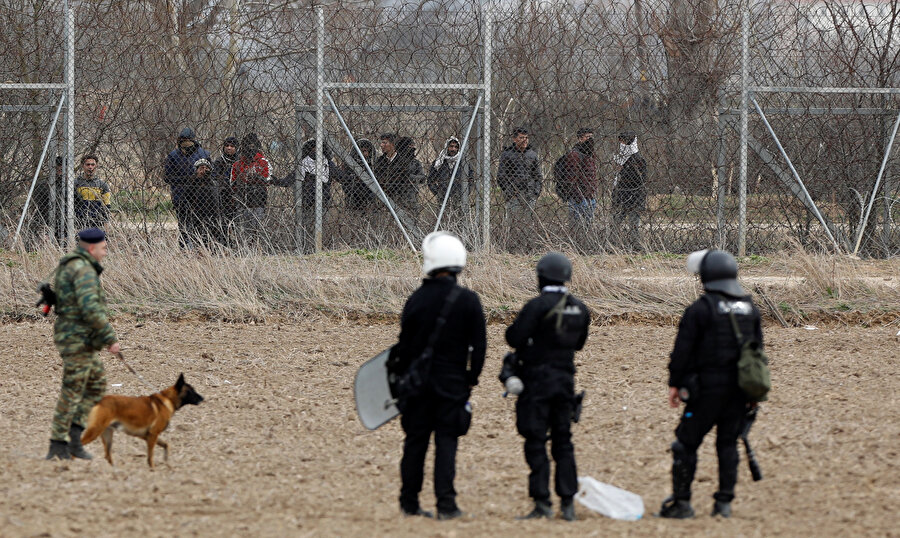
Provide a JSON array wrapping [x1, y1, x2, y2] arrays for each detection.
[[1, 237, 898, 326]]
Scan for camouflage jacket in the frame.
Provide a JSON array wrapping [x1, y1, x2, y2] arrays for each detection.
[[52, 247, 117, 354]]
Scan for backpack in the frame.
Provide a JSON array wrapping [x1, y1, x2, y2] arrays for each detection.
[[553, 151, 575, 201], [728, 310, 771, 402]]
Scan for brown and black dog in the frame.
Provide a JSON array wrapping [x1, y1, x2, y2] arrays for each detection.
[[81, 373, 203, 467]]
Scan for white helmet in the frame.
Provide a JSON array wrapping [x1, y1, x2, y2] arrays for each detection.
[[422, 231, 466, 276]]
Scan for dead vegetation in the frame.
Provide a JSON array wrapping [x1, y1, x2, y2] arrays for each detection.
[[0, 238, 898, 327]]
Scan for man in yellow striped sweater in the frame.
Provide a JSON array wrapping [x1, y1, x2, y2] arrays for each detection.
[[74, 154, 111, 229]]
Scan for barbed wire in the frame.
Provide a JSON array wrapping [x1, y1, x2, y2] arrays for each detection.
[[2, 0, 899, 257]]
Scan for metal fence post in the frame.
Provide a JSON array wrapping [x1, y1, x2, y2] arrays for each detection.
[[315, 5, 325, 253], [481, 6, 492, 252], [738, 4, 749, 256], [293, 102, 305, 253], [66, 7, 75, 244]]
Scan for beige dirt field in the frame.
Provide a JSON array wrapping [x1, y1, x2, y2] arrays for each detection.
[[0, 319, 897, 537]]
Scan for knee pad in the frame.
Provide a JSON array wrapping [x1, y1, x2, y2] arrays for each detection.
[[671, 441, 697, 464]]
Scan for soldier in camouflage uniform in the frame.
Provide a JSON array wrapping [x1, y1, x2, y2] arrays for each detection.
[[45, 228, 120, 460]]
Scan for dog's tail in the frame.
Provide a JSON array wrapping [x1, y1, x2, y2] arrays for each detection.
[[80, 403, 113, 445]]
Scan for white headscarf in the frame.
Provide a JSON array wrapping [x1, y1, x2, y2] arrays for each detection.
[[301, 155, 329, 182], [614, 137, 639, 166], [433, 136, 462, 169]]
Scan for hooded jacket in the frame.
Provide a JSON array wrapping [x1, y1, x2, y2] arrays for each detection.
[[427, 137, 474, 199], [498, 143, 542, 199], [164, 139, 211, 205], [213, 137, 240, 218]]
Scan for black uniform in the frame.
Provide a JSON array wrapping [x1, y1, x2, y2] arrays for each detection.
[[506, 286, 590, 505], [395, 275, 487, 515], [667, 291, 763, 504]]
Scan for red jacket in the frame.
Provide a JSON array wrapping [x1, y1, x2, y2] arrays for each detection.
[[231, 152, 270, 208]]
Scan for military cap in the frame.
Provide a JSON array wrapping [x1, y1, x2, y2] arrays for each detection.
[[77, 228, 106, 244]]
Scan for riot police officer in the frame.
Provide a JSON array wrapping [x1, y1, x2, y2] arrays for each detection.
[[392, 231, 487, 520], [506, 252, 590, 521], [658, 249, 763, 519]]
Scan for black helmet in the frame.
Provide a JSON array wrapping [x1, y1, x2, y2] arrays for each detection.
[[700, 250, 745, 297], [536, 252, 572, 283]]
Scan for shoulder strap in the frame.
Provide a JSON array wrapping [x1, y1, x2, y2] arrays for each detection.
[[728, 311, 745, 345], [709, 292, 746, 345], [423, 286, 463, 354], [542, 293, 570, 331]]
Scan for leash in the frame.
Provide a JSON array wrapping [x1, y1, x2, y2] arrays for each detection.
[[114, 352, 157, 391]]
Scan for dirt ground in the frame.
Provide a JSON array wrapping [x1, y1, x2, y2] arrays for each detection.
[[0, 319, 897, 537]]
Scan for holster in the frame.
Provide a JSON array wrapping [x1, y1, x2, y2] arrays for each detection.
[[498, 351, 521, 384], [572, 390, 586, 423]]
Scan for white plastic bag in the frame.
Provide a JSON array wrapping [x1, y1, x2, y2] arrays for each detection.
[[575, 476, 644, 521]]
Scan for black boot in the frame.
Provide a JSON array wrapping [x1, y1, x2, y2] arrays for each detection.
[[437, 508, 463, 521], [45, 440, 71, 460], [68, 424, 92, 460], [560, 497, 576, 521], [656, 496, 695, 519], [712, 500, 732, 518], [401, 506, 434, 518], [516, 500, 552, 520]]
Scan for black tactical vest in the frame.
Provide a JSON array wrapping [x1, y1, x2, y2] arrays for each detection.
[[698, 293, 759, 390]]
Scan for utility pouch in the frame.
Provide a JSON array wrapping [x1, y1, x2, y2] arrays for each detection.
[[729, 312, 771, 402], [456, 401, 473, 436]]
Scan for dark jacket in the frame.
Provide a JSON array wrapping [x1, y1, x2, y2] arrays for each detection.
[[668, 292, 763, 394], [395, 276, 487, 398], [164, 143, 211, 205], [427, 156, 474, 200], [339, 139, 377, 210], [374, 144, 422, 199], [506, 289, 591, 375], [558, 141, 598, 202], [498, 144, 542, 200], [183, 169, 220, 217], [74, 175, 111, 227], [612, 153, 647, 210]]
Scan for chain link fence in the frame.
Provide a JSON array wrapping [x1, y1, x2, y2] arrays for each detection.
[[3, 0, 900, 256]]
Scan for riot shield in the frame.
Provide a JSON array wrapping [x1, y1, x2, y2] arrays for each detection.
[[354, 347, 400, 430]]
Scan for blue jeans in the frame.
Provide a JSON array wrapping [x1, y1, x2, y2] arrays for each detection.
[[567, 198, 596, 225]]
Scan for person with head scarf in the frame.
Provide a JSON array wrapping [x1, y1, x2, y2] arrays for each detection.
[[610, 131, 647, 249], [427, 137, 474, 217]]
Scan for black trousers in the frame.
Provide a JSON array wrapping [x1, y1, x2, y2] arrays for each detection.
[[399, 392, 465, 513], [674, 391, 746, 502], [516, 370, 577, 502]]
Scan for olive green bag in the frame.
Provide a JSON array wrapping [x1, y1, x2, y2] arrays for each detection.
[[728, 311, 771, 402]]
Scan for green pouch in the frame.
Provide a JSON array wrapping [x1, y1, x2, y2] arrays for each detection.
[[730, 312, 771, 402]]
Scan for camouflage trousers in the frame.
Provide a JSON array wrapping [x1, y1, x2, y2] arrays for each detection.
[[50, 351, 106, 442]]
